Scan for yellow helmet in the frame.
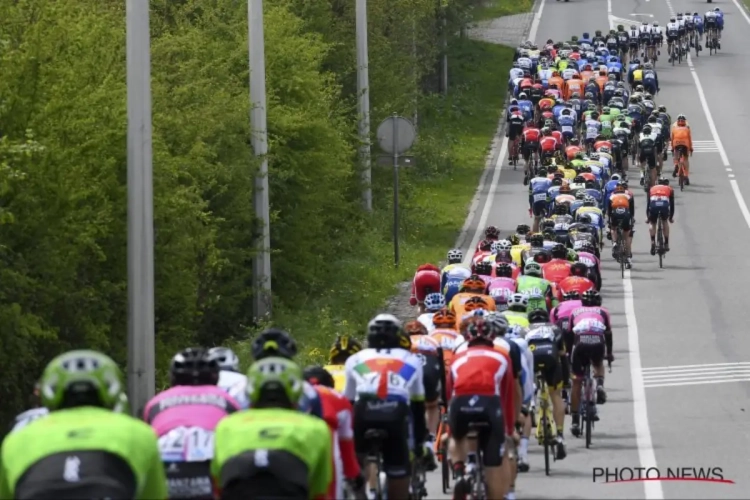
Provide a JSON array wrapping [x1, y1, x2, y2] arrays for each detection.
[[329, 335, 363, 364]]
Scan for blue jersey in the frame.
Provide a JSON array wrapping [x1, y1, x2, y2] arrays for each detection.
[[580, 36, 592, 45], [518, 100, 534, 120], [603, 181, 619, 212], [559, 115, 575, 128], [548, 185, 562, 200], [530, 177, 552, 195], [570, 200, 584, 213], [552, 104, 566, 120], [607, 61, 622, 74], [586, 188, 602, 203]]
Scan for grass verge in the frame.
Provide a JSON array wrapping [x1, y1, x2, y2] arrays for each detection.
[[229, 39, 515, 367], [471, 0, 534, 22]]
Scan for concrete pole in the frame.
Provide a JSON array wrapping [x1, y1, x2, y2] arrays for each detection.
[[126, 0, 156, 415], [248, 0, 272, 319], [356, 0, 372, 211]]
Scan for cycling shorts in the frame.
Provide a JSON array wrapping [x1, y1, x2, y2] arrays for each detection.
[[353, 399, 411, 478], [570, 334, 606, 378], [673, 144, 689, 157], [420, 353, 442, 403], [639, 148, 656, 168], [648, 203, 670, 223], [448, 395, 506, 467], [165, 461, 213, 499], [219, 450, 310, 499], [528, 340, 563, 390], [531, 195, 548, 217], [508, 124, 524, 140], [522, 141, 539, 158], [610, 207, 632, 231]]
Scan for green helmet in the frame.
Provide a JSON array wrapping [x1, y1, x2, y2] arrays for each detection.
[[524, 261, 542, 277], [39, 350, 125, 412], [247, 357, 303, 407]]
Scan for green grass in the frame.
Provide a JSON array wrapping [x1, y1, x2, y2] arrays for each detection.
[[471, 0, 534, 22], [229, 39, 515, 368]]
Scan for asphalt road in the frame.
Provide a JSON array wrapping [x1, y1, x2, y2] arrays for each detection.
[[424, 0, 750, 497]]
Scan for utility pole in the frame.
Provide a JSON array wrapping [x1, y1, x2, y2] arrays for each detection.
[[126, 0, 156, 415], [356, 0, 372, 211], [248, 0, 272, 319]]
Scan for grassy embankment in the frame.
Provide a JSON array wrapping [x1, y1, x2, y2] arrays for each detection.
[[232, 1, 529, 367]]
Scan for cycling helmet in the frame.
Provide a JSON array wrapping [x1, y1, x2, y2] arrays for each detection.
[[542, 228, 556, 241], [497, 239, 513, 252], [508, 234, 520, 246], [516, 224, 531, 235], [474, 260, 493, 276], [461, 275, 486, 293], [424, 292, 446, 311], [579, 242, 596, 255], [478, 239, 492, 251], [599, 146, 611, 154], [303, 365, 335, 388], [610, 173, 621, 182], [485, 312, 509, 336], [528, 308, 550, 324], [329, 335, 363, 364], [405, 320, 428, 336], [432, 308, 457, 328], [555, 204, 569, 215], [464, 295, 490, 313], [562, 291, 581, 302], [614, 181, 626, 192], [617, 24, 624, 31], [208, 347, 240, 372], [367, 313, 409, 349], [642, 125, 652, 135], [252, 328, 298, 360], [653, 21, 659, 27], [447, 248, 463, 263], [170, 347, 220, 386], [484, 225, 500, 239], [677, 114, 687, 123], [570, 137, 580, 146], [551, 243, 567, 259], [462, 316, 495, 343], [533, 250, 552, 264], [581, 289, 601, 306], [519, 92, 528, 100], [648, 115, 657, 123], [576, 190, 587, 200], [39, 350, 126, 412], [524, 261, 542, 277], [507, 293, 529, 311], [495, 263, 514, 278], [658, 177, 670, 186], [583, 196, 596, 207], [529, 233, 545, 247], [570, 262, 589, 277], [247, 357, 304, 407]]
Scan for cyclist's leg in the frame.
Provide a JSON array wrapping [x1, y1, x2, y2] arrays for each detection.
[[625, 215, 634, 259], [648, 209, 657, 253], [477, 403, 510, 499], [662, 212, 671, 246], [568, 344, 585, 434], [592, 343, 607, 404]]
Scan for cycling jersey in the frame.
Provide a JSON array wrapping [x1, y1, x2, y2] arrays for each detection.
[[212, 408, 332, 499], [487, 276, 517, 306], [9, 407, 49, 434], [325, 363, 347, 393], [551, 299, 583, 331], [217, 370, 250, 409], [0, 407, 167, 499], [410, 264, 441, 306], [671, 125, 693, 150], [344, 347, 424, 403], [542, 259, 572, 285], [516, 275, 556, 311]]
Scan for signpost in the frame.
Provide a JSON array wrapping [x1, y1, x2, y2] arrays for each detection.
[[376, 114, 416, 266]]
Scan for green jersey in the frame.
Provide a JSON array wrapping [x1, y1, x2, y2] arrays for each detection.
[[516, 275, 555, 311], [610, 108, 622, 117], [0, 407, 166, 500], [570, 159, 586, 170], [599, 115, 613, 137], [212, 408, 332, 499]]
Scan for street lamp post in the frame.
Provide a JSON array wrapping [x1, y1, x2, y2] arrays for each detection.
[[126, 0, 156, 415], [356, 0, 372, 212]]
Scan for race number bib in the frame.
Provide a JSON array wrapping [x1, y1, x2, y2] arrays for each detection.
[[159, 426, 215, 462], [578, 334, 603, 344], [523, 287, 543, 299], [534, 193, 547, 202], [490, 287, 512, 301], [573, 318, 606, 334], [578, 255, 596, 267], [562, 125, 573, 134]]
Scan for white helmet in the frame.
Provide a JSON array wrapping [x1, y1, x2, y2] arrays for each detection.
[[497, 239, 513, 252], [507, 293, 529, 310], [208, 347, 240, 372], [424, 292, 446, 312], [524, 261, 542, 276], [447, 248, 463, 262]]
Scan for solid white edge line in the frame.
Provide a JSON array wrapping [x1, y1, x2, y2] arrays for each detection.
[[685, 56, 730, 167], [642, 361, 750, 372], [462, 137, 508, 266], [730, 0, 750, 26], [645, 377, 750, 389], [730, 180, 750, 229], [623, 272, 664, 500], [528, 0, 546, 44]]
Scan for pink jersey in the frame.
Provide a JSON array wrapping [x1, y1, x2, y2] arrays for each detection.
[[576, 251, 600, 271], [144, 385, 241, 437], [569, 306, 610, 337], [487, 277, 517, 304], [551, 300, 583, 331], [477, 275, 493, 288]]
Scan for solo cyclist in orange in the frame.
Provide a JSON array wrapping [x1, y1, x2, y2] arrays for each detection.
[[670, 114, 693, 185]]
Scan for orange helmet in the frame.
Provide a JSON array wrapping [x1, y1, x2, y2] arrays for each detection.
[[432, 308, 457, 328], [460, 275, 486, 293], [405, 320, 428, 336], [463, 295, 489, 312]]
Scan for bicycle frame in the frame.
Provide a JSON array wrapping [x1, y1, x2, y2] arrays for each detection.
[[580, 362, 596, 448]]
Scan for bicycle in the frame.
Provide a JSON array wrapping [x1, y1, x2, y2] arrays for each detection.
[[655, 216, 666, 268], [707, 27, 719, 55], [611, 219, 626, 278], [463, 423, 489, 500], [364, 429, 388, 500], [510, 137, 521, 169], [579, 361, 597, 449], [674, 147, 688, 191], [534, 371, 557, 476], [435, 347, 452, 495], [409, 459, 427, 500]]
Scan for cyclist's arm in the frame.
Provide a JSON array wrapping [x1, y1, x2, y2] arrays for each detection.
[[669, 190, 675, 219], [312, 422, 334, 500], [337, 400, 361, 480], [409, 360, 428, 446], [0, 453, 12, 500]]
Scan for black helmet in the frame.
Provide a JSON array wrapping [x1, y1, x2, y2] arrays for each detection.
[[474, 260, 493, 276], [303, 366, 335, 388], [329, 335, 363, 364], [562, 291, 581, 301], [516, 224, 531, 235], [252, 328, 298, 360], [529, 233, 545, 247], [528, 308, 550, 324], [551, 243, 567, 259], [367, 314, 409, 350], [555, 203, 569, 215], [581, 289, 601, 306], [495, 263, 514, 278], [169, 347, 220, 387], [533, 250, 552, 264], [570, 262, 589, 277]]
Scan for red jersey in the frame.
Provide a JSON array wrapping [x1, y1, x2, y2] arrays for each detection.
[[541, 110, 555, 123], [551, 130, 563, 145], [410, 264, 441, 305], [313, 385, 360, 499], [540, 136, 558, 152], [569, 52, 581, 61], [451, 345, 516, 435], [542, 259, 572, 285], [566, 145, 581, 160], [558, 275, 595, 296], [472, 251, 491, 266], [594, 140, 613, 151], [523, 127, 541, 143]]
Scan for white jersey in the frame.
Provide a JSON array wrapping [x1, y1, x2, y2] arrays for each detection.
[[509, 67, 524, 81], [10, 407, 49, 433], [639, 131, 658, 143], [585, 119, 602, 140], [344, 348, 424, 403], [666, 22, 679, 34], [677, 19, 686, 29], [538, 68, 553, 81], [639, 25, 651, 34], [517, 57, 532, 70], [651, 26, 662, 36], [629, 29, 639, 39], [441, 263, 471, 283], [217, 370, 249, 409], [650, 121, 663, 137], [417, 312, 436, 332]]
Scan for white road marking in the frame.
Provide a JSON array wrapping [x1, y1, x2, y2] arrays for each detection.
[[729, 0, 750, 26], [730, 180, 750, 229], [528, 0, 546, 44], [643, 361, 750, 371], [462, 137, 508, 266], [646, 378, 750, 389]]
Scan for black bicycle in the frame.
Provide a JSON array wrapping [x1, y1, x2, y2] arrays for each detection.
[[656, 216, 666, 268], [364, 429, 388, 500], [612, 218, 626, 278]]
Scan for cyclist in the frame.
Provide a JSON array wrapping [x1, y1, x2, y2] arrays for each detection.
[[488, 262, 519, 310], [410, 263, 441, 313], [441, 249, 471, 303], [449, 275, 496, 321], [0, 350, 166, 499], [325, 335, 363, 393], [209, 346, 249, 409], [638, 123, 658, 188], [501, 293, 531, 332], [449, 314, 515, 500], [647, 177, 675, 254], [607, 181, 635, 269], [529, 167, 552, 232], [671, 113, 693, 185], [144, 347, 241, 499], [559, 262, 597, 297], [405, 320, 443, 448], [517, 260, 557, 312], [417, 292, 446, 332], [212, 357, 332, 499], [567, 290, 613, 437], [302, 366, 365, 499], [344, 314, 428, 500], [526, 308, 568, 460], [551, 291, 583, 336]]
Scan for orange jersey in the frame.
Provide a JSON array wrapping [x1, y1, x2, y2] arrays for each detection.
[[542, 259, 572, 285], [548, 76, 565, 91], [595, 76, 608, 91], [649, 184, 673, 198], [450, 293, 496, 328], [670, 125, 692, 150], [566, 145, 582, 160], [610, 193, 631, 210], [580, 70, 594, 81]]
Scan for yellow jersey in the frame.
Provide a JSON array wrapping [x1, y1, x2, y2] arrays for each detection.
[[633, 69, 643, 82], [511, 244, 530, 267], [324, 364, 346, 393], [562, 168, 577, 180]]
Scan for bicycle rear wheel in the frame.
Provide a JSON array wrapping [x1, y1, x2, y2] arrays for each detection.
[[657, 218, 664, 268], [585, 399, 594, 448], [618, 228, 625, 278]]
